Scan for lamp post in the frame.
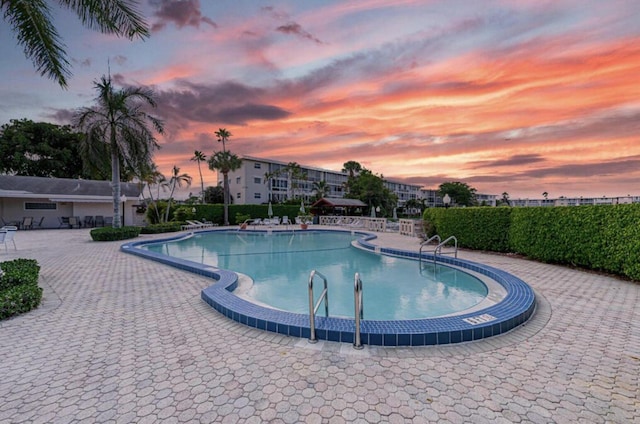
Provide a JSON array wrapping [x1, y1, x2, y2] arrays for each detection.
[[443, 193, 451, 209]]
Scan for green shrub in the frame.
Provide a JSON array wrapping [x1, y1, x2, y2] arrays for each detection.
[[90, 226, 141, 241], [425, 203, 640, 280], [140, 222, 183, 234], [0, 258, 42, 320], [423, 207, 512, 252]]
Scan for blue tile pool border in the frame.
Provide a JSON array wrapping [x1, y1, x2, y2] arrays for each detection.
[[121, 229, 536, 347]]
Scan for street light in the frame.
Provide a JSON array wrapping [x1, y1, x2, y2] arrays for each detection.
[[443, 194, 451, 208]]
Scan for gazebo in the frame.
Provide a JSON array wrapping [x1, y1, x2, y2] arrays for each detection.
[[310, 197, 367, 216]]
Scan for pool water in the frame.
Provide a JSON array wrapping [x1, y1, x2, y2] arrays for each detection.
[[142, 231, 488, 320]]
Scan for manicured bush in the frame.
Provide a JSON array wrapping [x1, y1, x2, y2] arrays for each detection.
[[140, 222, 183, 234], [0, 258, 42, 320], [423, 207, 512, 252], [424, 204, 640, 280], [90, 226, 141, 241]]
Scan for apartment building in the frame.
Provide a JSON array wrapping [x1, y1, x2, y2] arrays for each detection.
[[225, 156, 424, 205]]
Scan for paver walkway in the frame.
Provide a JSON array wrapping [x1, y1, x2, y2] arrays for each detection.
[[0, 228, 638, 423]]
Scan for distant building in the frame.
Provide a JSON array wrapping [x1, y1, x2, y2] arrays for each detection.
[[511, 196, 638, 207], [225, 156, 424, 206]]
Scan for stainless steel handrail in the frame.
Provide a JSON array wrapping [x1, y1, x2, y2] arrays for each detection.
[[434, 235, 458, 263], [419, 235, 441, 267], [308, 270, 329, 343], [353, 272, 364, 350]]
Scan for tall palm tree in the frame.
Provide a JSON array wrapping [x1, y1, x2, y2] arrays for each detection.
[[3, 0, 149, 88], [191, 150, 207, 203], [215, 128, 232, 153], [164, 165, 192, 222], [208, 151, 242, 225], [74, 74, 163, 228], [342, 160, 363, 178]]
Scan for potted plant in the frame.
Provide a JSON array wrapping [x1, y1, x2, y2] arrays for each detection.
[[297, 214, 312, 230]]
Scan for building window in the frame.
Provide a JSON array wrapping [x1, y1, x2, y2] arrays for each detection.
[[237, 192, 241, 199], [254, 163, 261, 169], [236, 177, 241, 184], [25, 202, 57, 210], [254, 177, 261, 184], [254, 193, 261, 199]]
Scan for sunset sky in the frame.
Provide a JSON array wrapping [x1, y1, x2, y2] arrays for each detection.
[[1, 0, 640, 199]]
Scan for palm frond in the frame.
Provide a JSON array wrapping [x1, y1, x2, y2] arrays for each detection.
[[3, 0, 71, 87], [58, 0, 149, 39]]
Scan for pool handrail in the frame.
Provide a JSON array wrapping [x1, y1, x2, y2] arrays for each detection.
[[354, 272, 364, 350], [419, 235, 441, 267], [308, 270, 329, 344]]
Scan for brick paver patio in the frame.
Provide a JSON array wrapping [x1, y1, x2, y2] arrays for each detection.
[[0, 228, 638, 423]]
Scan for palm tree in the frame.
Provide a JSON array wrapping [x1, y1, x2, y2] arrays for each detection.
[[342, 160, 362, 177], [501, 192, 511, 207], [191, 150, 207, 203], [215, 128, 232, 153], [312, 180, 329, 200], [3, 0, 149, 88], [208, 151, 242, 225], [164, 166, 192, 222], [75, 74, 163, 228], [542, 191, 549, 199]]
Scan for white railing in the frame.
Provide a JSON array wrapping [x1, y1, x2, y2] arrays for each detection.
[[318, 215, 388, 232]]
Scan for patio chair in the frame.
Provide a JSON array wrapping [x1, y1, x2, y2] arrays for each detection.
[[94, 216, 104, 227], [68, 216, 80, 229], [21, 216, 33, 230], [271, 216, 280, 225], [58, 217, 70, 228], [83, 216, 94, 228], [104, 217, 113, 226], [33, 217, 45, 229], [0, 226, 17, 251]]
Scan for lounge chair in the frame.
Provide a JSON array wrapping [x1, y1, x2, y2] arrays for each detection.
[[271, 216, 280, 225], [282, 216, 291, 226], [0, 226, 17, 251], [83, 216, 94, 228]]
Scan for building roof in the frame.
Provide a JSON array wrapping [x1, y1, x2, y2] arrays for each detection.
[[0, 175, 141, 199], [311, 197, 368, 208]]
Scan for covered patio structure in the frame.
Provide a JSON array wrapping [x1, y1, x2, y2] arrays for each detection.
[[310, 197, 368, 217]]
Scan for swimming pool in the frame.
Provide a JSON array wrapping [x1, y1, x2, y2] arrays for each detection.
[[139, 231, 488, 320], [122, 229, 536, 347]]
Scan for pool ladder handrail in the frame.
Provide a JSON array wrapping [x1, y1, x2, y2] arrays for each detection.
[[308, 270, 329, 344], [419, 235, 441, 267], [434, 235, 458, 263], [354, 272, 364, 350]]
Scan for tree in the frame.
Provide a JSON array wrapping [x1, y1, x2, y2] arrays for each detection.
[[208, 151, 242, 225], [342, 160, 363, 178], [74, 74, 163, 228], [312, 180, 329, 200], [191, 150, 207, 203], [403, 199, 424, 216], [542, 191, 549, 199], [0, 119, 93, 178], [164, 165, 192, 222], [346, 169, 397, 216], [3, 0, 149, 88], [215, 128, 232, 153], [501, 192, 511, 207], [437, 182, 477, 207], [203, 185, 224, 204], [132, 161, 165, 224]]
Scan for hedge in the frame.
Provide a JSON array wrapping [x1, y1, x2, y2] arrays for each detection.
[[90, 226, 141, 241], [140, 222, 183, 234], [424, 204, 640, 280], [0, 258, 42, 320], [183, 204, 303, 225], [423, 207, 512, 252]]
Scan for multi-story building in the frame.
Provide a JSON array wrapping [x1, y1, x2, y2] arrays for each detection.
[[419, 189, 497, 207], [225, 156, 424, 206]]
